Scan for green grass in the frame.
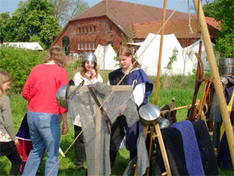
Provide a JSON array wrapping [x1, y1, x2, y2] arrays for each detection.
[[1, 67, 233, 176]]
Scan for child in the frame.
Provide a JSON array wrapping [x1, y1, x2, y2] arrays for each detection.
[[72, 52, 103, 171], [0, 70, 22, 176]]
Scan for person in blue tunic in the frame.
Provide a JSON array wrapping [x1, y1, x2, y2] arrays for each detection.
[[108, 46, 153, 168]]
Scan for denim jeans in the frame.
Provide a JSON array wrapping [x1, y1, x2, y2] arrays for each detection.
[[22, 111, 60, 176]]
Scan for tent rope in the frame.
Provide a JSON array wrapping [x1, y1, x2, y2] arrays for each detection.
[[47, 0, 186, 175], [188, 0, 194, 34]]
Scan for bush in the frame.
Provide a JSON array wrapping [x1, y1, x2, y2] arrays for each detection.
[[0, 45, 45, 93]]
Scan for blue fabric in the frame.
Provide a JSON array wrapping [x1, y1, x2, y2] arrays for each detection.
[[127, 69, 153, 105], [125, 121, 144, 153], [22, 111, 60, 176], [125, 69, 153, 153], [171, 120, 205, 176], [16, 114, 31, 140]]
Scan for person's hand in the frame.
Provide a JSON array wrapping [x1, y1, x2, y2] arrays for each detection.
[[14, 138, 19, 145], [90, 69, 96, 78], [119, 104, 127, 116], [85, 71, 92, 79], [62, 122, 69, 135]]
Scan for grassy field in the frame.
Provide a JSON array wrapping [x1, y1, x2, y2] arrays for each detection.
[[0, 66, 233, 175]]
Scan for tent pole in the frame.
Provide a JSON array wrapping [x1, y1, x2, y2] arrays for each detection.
[[193, 0, 234, 166], [154, 0, 167, 105], [151, 1, 171, 176]]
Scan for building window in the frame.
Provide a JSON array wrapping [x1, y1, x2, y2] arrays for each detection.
[[94, 26, 96, 32], [93, 42, 96, 50], [85, 42, 88, 49], [90, 26, 92, 32], [109, 24, 112, 31], [86, 26, 88, 33], [89, 42, 92, 50], [82, 43, 84, 50], [82, 27, 84, 33], [78, 27, 81, 34], [78, 43, 80, 50]]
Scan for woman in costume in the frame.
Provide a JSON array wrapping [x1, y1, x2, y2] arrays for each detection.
[[108, 46, 153, 168], [72, 52, 103, 171]]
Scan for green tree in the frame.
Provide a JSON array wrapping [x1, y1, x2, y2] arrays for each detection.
[[49, 0, 89, 27], [203, 1, 217, 17], [0, 45, 45, 93], [164, 48, 178, 70], [0, 0, 61, 49], [0, 12, 11, 43], [203, 0, 234, 58]]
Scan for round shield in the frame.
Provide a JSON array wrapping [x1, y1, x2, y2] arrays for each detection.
[[56, 85, 68, 109]]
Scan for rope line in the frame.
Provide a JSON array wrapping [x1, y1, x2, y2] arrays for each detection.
[[188, 0, 194, 34]]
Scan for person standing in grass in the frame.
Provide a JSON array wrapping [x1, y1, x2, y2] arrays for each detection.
[[0, 70, 22, 176], [108, 46, 153, 168], [22, 46, 69, 176], [72, 52, 103, 171]]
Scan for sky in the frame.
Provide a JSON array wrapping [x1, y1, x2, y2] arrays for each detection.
[[0, 0, 202, 15]]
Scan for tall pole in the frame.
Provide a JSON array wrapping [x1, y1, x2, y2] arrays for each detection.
[[193, 0, 234, 165], [154, 0, 167, 105]]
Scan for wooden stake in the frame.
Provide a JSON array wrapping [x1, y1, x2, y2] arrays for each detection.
[[59, 147, 65, 157], [154, 0, 167, 105]]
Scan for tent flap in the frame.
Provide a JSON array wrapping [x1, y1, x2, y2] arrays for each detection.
[[94, 44, 119, 70], [136, 33, 193, 76]]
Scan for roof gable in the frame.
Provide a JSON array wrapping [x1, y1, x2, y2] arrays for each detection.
[[71, 0, 195, 36]]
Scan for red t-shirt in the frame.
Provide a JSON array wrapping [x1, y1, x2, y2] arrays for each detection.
[[22, 64, 68, 114]]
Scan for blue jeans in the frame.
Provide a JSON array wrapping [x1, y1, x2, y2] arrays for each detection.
[[22, 111, 60, 176]]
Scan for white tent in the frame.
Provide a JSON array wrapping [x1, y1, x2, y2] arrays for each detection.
[[183, 39, 215, 71], [2, 42, 43, 50], [94, 44, 119, 70], [136, 33, 194, 76]]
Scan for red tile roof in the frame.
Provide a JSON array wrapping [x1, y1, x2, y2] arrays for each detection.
[[133, 19, 202, 39], [133, 18, 219, 40], [70, 0, 195, 36], [192, 14, 221, 30]]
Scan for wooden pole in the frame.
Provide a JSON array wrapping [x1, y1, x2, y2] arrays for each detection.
[[154, 0, 167, 105], [193, 0, 234, 166]]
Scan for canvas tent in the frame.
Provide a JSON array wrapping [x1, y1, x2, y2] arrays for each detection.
[[183, 39, 215, 71], [136, 33, 193, 76], [2, 42, 43, 50], [94, 44, 119, 70]]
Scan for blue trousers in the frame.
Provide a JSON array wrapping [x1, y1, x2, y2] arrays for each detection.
[[22, 111, 60, 176]]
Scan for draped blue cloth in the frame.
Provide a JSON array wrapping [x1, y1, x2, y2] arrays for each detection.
[[16, 114, 31, 141], [171, 120, 205, 176], [127, 69, 153, 105], [125, 69, 153, 153]]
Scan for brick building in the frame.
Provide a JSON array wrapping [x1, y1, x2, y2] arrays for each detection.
[[52, 0, 219, 55]]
